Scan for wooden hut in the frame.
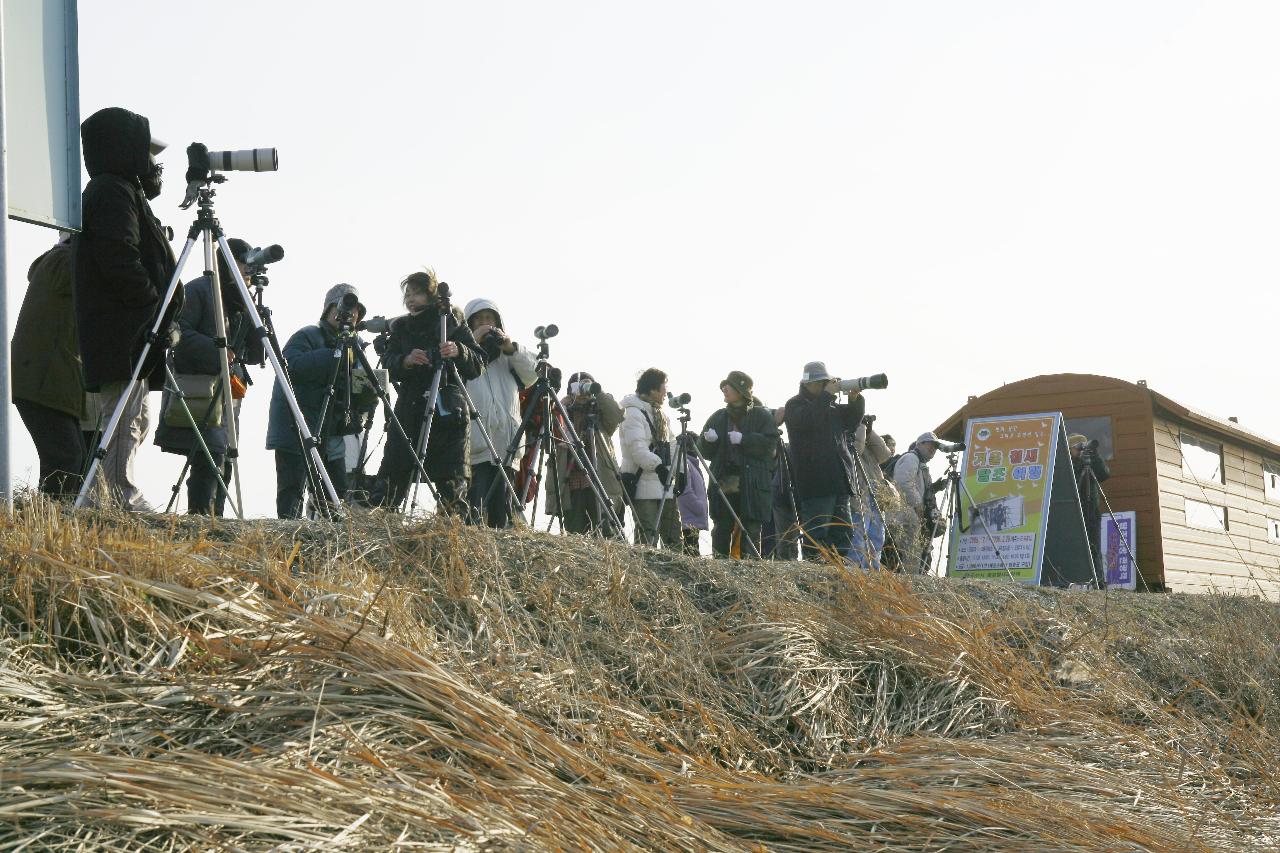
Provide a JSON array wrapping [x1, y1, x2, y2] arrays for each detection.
[[936, 374, 1280, 598]]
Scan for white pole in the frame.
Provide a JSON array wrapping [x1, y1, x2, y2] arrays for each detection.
[[0, 7, 13, 505]]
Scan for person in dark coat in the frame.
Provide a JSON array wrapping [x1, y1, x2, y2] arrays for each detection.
[[74, 106, 179, 510], [154, 239, 265, 514], [783, 361, 866, 560], [546, 372, 627, 535], [1069, 433, 1112, 572], [266, 283, 372, 518], [698, 371, 778, 558], [372, 271, 486, 514], [11, 235, 85, 497]]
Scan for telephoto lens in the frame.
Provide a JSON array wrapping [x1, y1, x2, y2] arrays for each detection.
[[835, 373, 889, 392], [938, 441, 966, 453], [358, 316, 391, 334], [243, 244, 283, 267], [207, 148, 278, 172]]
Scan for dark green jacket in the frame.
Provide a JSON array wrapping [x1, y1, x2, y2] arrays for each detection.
[[11, 242, 84, 418], [697, 401, 779, 522]]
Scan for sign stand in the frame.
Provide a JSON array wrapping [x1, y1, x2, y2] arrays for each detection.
[[946, 412, 1099, 587]]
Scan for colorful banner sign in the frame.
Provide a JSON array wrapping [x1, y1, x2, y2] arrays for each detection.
[[1101, 511, 1138, 590], [947, 413, 1063, 583]]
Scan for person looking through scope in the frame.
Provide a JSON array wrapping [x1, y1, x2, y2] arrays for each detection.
[[698, 371, 779, 558], [462, 298, 537, 527], [266, 284, 370, 518], [370, 271, 485, 514], [547, 372, 626, 535], [1069, 433, 1111, 570], [619, 368, 680, 547], [155, 238, 264, 514], [75, 107, 181, 511], [783, 362, 867, 561]]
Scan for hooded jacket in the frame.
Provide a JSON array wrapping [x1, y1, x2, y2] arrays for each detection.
[[618, 393, 675, 500], [11, 239, 84, 418], [546, 386, 626, 515], [461, 298, 538, 466], [782, 385, 865, 501], [74, 107, 179, 391]]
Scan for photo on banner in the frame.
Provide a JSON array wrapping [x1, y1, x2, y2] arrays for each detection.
[[1101, 510, 1138, 590]]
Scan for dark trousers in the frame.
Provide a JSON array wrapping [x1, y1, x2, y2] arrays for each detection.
[[275, 450, 347, 519], [15, 399, 85, 499], [468, 461, 516, 528], [378, 401, 469, 515], [799, 494, 853, 561], [188, 451, 231, 516], [710, 493, 763, 558], [564, 487, 621, 536], [682, 527, 702, 556]]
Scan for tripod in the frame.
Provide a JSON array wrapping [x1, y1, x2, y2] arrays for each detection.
[[657, 401, 762, 559], [398, 285, 525, 520], [847, 437, 896, 570], [932, 451, 1015, 581], [488, 331, 623, 535], [75, 180, 341, 514]]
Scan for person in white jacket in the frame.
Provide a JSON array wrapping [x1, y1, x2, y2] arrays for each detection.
[[618, 367, 679, 547], [891, 431, 944, 573], [463, 298, 538, 527]]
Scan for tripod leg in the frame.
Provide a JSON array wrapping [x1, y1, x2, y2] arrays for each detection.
[[209, 237, 245, 519], [691, 444, 763, 560], [76, 235, 199, 509], [407, 366, 445, 515], [161, 366, 236, 516], [348, 342, 437, 509], [547, 394, 623, 533]]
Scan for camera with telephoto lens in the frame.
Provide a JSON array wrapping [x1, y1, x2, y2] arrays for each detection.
[[938, 440, 966, 453], [182, 142, 280, 208], [1075, 438, 1100, 456], [243, 244, 283, 270], [571, 380, 602, 396], [668, 392, 692, 408], [834, 373, 889, 392], [337, 292, 361, 328]]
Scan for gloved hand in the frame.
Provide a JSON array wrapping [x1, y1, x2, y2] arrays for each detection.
[[728, 430, 743, 445], [656, 464, 671, 486], [703, 428, 719, 442]]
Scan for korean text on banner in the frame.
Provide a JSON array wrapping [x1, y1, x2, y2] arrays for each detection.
[[948, 413, 1062, 583]]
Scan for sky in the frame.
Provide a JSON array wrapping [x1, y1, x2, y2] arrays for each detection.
[[5, 0, 1279, 520]]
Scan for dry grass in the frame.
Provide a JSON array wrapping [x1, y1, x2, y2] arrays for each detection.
[[1, 498, 1279, 850]]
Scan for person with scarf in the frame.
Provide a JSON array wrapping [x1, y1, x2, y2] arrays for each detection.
[[697, 371, 779, 558], [547, 372, 625, 535]]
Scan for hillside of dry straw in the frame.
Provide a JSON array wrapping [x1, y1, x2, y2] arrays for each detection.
[[1, 501, 1279, 850]]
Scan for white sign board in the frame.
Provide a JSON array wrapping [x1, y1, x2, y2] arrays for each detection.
[[3, 0, 80, 230]]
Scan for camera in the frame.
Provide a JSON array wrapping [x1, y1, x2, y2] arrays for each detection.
[[358, 316, 391, 334], [1075, 438, 1099, 454], [862, 414, 876, 427], [668, 391, 692, 408], [534, 324, 559, 341], [571, 380, 602, 396], [835, 373, 888, 392], [243, 244, 283, 268], [938, 441, 966, 453], [337, 292, 361, 327], [208, 148, 278, 173]]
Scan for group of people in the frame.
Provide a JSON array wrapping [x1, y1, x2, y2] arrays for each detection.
[[11, 104, 1054, 574]]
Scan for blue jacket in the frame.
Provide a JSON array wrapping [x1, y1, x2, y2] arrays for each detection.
[[265, 323, 353, 451]]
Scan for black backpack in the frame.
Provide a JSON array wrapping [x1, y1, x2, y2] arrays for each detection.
[[880, 453, 903, 479]]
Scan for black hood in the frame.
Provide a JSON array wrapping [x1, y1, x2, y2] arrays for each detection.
[[81, 107, 152, 179]]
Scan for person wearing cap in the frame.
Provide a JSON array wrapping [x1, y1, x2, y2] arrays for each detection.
[[1069, 433, 1111, 567], [783, 361, 866, 561], [462, 297, 537, 527], [698, 371, 778, 558], [155, 238, 265, 514], [74, 107, 180, 510], [547, 371, 626, 535], [374, 270, 486, 515], [266, 282, 371, 517], [892, 432, 949, 573]]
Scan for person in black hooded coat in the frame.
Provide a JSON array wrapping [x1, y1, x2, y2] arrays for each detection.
[[74, 107, 179, 509]]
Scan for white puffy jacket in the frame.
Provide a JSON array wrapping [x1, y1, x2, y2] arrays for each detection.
[[618, 393, 675, 500], [462, 298, 539, 466]]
